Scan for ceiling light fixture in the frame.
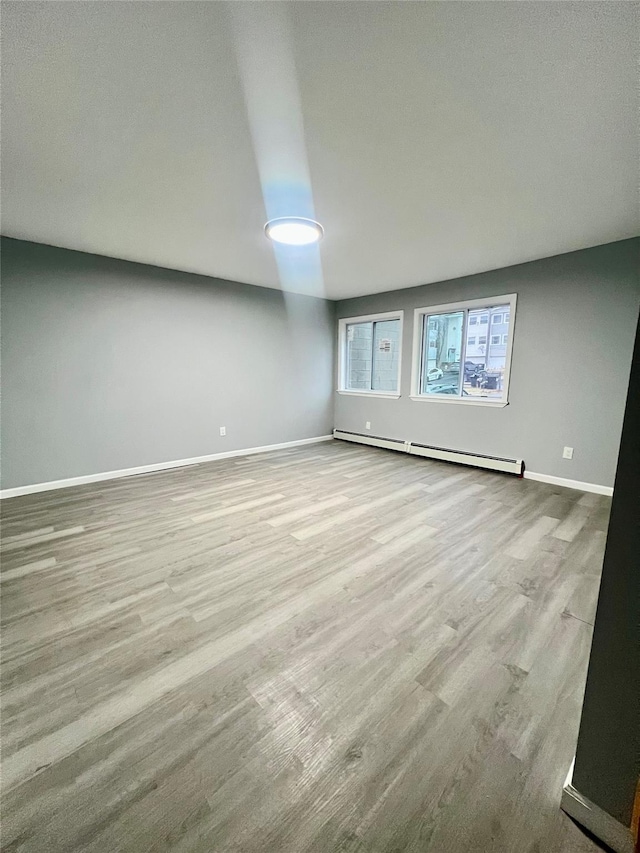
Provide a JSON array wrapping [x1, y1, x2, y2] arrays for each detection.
[[264, 217, 324, 246]]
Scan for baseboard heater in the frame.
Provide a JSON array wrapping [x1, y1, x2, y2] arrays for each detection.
[[333, 430, 524, 476]]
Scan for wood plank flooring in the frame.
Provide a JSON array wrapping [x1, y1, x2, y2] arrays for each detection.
[[0, 441, 611, 852]]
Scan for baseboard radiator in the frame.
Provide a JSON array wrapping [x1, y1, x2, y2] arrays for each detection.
[[333, 429, 524, 476]]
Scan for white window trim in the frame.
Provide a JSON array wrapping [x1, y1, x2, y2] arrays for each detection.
[[337, 310, 403, 398], [491, 335, 501, 345], [409, 293, 517, 408]]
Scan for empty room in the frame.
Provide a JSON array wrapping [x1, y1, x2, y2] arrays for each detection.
[[1, 2, 639, 852]]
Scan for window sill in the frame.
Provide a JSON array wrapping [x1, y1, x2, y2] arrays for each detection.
[[337, 390, 401, 399], [409, 395, 508, 408]]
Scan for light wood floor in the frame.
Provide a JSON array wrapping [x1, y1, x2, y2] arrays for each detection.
[[1, 441, 610, 852]]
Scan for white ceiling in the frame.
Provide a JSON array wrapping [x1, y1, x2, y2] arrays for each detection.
[[2, 1, 638, 300]]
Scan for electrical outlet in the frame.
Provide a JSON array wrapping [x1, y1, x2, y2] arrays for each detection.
[[365, 421, 371, 430], [562, 446, 573, 459], [220, 426, 226, 436]]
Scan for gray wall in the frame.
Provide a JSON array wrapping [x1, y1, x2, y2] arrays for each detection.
[[3, 237, 638, 490], [1, 238, 335, 489], [335, 239, 640, 487]]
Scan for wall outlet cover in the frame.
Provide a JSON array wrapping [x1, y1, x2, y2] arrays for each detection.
[[563, 446, 574, 459], [220, 427, 226, 436], [365, 422, 371, 430]]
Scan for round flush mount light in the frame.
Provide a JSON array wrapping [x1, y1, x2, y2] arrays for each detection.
[[264, 217, 324, 246]]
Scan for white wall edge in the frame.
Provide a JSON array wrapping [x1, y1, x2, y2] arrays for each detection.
[[0, 436, 335, 499], [523, 471, 613, 496], [2, 441, 614, 500], [561, 759, 634, 853]]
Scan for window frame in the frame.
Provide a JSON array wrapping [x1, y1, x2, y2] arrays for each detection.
[[410, 294, 517, 407], [337, 310, 404, 398], [491, 334, 501, 345]]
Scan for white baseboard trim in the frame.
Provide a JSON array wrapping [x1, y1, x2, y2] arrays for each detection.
[[561, 759, 634, 853], [523, 471, 613, 496], [0, 435, 334, 499]]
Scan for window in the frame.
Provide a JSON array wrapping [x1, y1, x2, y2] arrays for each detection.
[[419, 310, 463, 395], [338, 312, 403, 396], [410, 294, 516, 405]]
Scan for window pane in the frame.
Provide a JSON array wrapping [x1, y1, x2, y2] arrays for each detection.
[[346, 322, 373, 390], [463, 304, 510, 400], [372, 319, 400, 392], [422, 311, 463, 395]]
